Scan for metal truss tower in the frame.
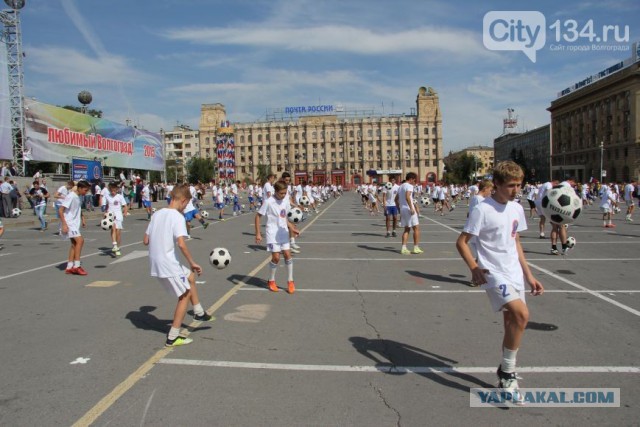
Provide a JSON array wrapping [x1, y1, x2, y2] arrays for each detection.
[[1, 0, 26, 175]]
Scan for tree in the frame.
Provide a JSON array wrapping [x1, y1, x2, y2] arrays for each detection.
[[186, 157, 215, 184], [256, 163, 272, 184], [444, 153, 483, 184], [60, 105, 103, 118]]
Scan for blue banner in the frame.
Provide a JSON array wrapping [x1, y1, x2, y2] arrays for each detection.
[[72, 158, 103, 181]]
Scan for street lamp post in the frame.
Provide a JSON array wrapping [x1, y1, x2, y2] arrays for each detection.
[[599, 141, 604, 183]]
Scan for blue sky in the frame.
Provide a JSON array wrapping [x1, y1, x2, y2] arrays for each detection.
[[15, 0, 640, 152]]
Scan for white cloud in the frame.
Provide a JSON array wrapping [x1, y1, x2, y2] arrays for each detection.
[[163, 25, 489, 57]]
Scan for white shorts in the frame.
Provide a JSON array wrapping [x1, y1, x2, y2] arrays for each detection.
[[535, 204, 545, 217], [600, 207, 612, 214], [400, 209, 419, 228], [113, 218, 123, 230], [156, 265, 192, 297], [60, 227, 82, 240], [485, 284, 526, 312], [266, 242, 291, 253], [625, 199, 634, 207]]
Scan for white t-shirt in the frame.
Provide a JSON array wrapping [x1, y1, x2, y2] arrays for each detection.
[[60, 192, 83, 231], [600, 188, 615, 209], [384, 184, 399, 207], [468, 194, 485, 215], [463, 197, 527, 291], [100, 186, 110, 202], [103, 193, 126, 220], [141, 185, 151, 202], [536, 182, 554, 207], [145, 208, 189, 278], [624, 183, 634, 201], [263, 182, 275, 199], [257, 196, 291, 245], [397, 182, 415, 211]]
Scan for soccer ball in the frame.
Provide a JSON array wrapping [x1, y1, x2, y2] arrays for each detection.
[[11, 208, 21, 217], [541, 185, 582, 225], [209, 247, 231, 269], [287, 207, 304, 223], [566, 236, 576, 249], [100, 218, 113, 230], [300, 196, 310, 206], [303, 207, 310, 213], [152, 207, 157, 213], [420, 196, 431, 206], [613, 206, 621, 214], [200, 210, 209, 218], [103, 211, 115, 221], [241, 204, 245, 209], [384, 182, 393, 190]]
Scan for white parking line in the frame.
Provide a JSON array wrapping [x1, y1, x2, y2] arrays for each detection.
[[291, 257, 640, 262], [157, 359, 640, 374], [238, 288, 640, 294]]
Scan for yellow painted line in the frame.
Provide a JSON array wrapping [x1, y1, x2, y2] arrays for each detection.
[[72, 198, 338, 426], [85, 281, 120, 288]]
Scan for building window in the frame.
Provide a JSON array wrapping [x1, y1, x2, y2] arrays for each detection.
[[413, 128, 418, 135], [386, 129, 391, 136], [394, 129, 399, 136], [424, 127, 428, 135], [368, 129, 373, 137], [404, 128, 410, 136], [294, 133, 298, 140], [349, 130, 354, 137], [312, 131, 317, 139], [240, 136, 244, 144], [432, 159, 438, 167], [276, 133, 281, 141], [205, 137, 209, 144], [258, 134, 262, 142]]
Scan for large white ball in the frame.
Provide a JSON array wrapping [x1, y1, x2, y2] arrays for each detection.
[[566, 236, 576, 249], [541, 185, 582, 225], [420, 196, 431, 206], [287, 207, 303, 223], [200, 210, 209, 218], [384, 182, 393, 191], [100, 218, 113, 230], [209, 247, 231, 269], [11, 208, 21, 218], [103, 211, 115, 221], [300, 196, 310, 206]]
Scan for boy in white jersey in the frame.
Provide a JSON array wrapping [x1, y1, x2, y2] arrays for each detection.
[[59, 180, 91, 275], [382, 177, 399, 237], [102, 182, 129, 256], [457, 161, 543, 401], [255, 180, 300, 294], [144, 184, 213, 347], [396, 172, 423, 254], [623, 180, 636, 221]]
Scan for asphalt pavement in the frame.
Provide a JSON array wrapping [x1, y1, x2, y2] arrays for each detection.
[[0, 194, 638, 426]]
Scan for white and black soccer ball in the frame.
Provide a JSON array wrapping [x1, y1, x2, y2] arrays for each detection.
[[384, 182, 393, 191], [241, 204, 245, 209], [287, 207, 304, 223], [200, 210, 209, 218], [152, 207, 157, 213], [11, 207, 21, 218], [209, 247, 231, 269], [300, 196, 310, 206], [103, 211, 115, 221], [541, 185, 582, 225], [420, 196, 431, 206], [303, 207, 310, 213], [100, 218, 113, 230], [613, 206, 621, 214], [566, 236, 576, 249]]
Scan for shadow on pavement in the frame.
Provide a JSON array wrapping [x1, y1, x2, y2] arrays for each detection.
[[405, 270, 471, 286]]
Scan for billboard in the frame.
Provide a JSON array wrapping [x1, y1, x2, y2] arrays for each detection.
[[72, 158, 103, 181], [0, 42, 12, 160], [24, 99, 164, 171]]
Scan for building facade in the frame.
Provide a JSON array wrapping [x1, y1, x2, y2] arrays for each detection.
[[199, 87, 444, 186], [460, 145, 494, 178], [493, 125, 551, 183], [162, 124, 199, 181], [548, 60, 640, 183]]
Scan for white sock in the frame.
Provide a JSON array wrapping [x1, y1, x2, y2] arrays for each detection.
[[402, 245, 407, 250], [285, 258, 293, 281], [193, 303, 204, 316], [167, 327, 181, 341], [73, 260, 81, 268], [269, 262, 277, 281], [501, 347, 518, 373], [290, 237, 296, 244], [67, 261, 73, 269], [112, 241, 117, 247]]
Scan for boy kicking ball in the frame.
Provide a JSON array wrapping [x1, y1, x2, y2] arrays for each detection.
[[456, 161, 544, 402], [59, 180, 91, 275], [255, 180, 300, 294], [102, 182, 128, 256], [144, 184, 213, 347]]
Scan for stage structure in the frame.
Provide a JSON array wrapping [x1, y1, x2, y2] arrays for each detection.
[[216, 120, 235, 182], [0, 0, 26, 175]]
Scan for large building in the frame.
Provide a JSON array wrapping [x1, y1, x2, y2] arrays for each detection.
[[548, 50, 640, 183], [460, 145, 494, 178], [162, 124, 199, 181], [199, 87, 444, 185], [494, 125, 551, 183]]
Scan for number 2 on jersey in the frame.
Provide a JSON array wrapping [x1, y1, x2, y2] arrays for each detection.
[[499, 284, 510, 298]]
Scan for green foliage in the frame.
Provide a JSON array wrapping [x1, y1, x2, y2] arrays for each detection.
[[256, 163, 272, 184], [443, 153, 484, 184], [186, 157, 215, 184]]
